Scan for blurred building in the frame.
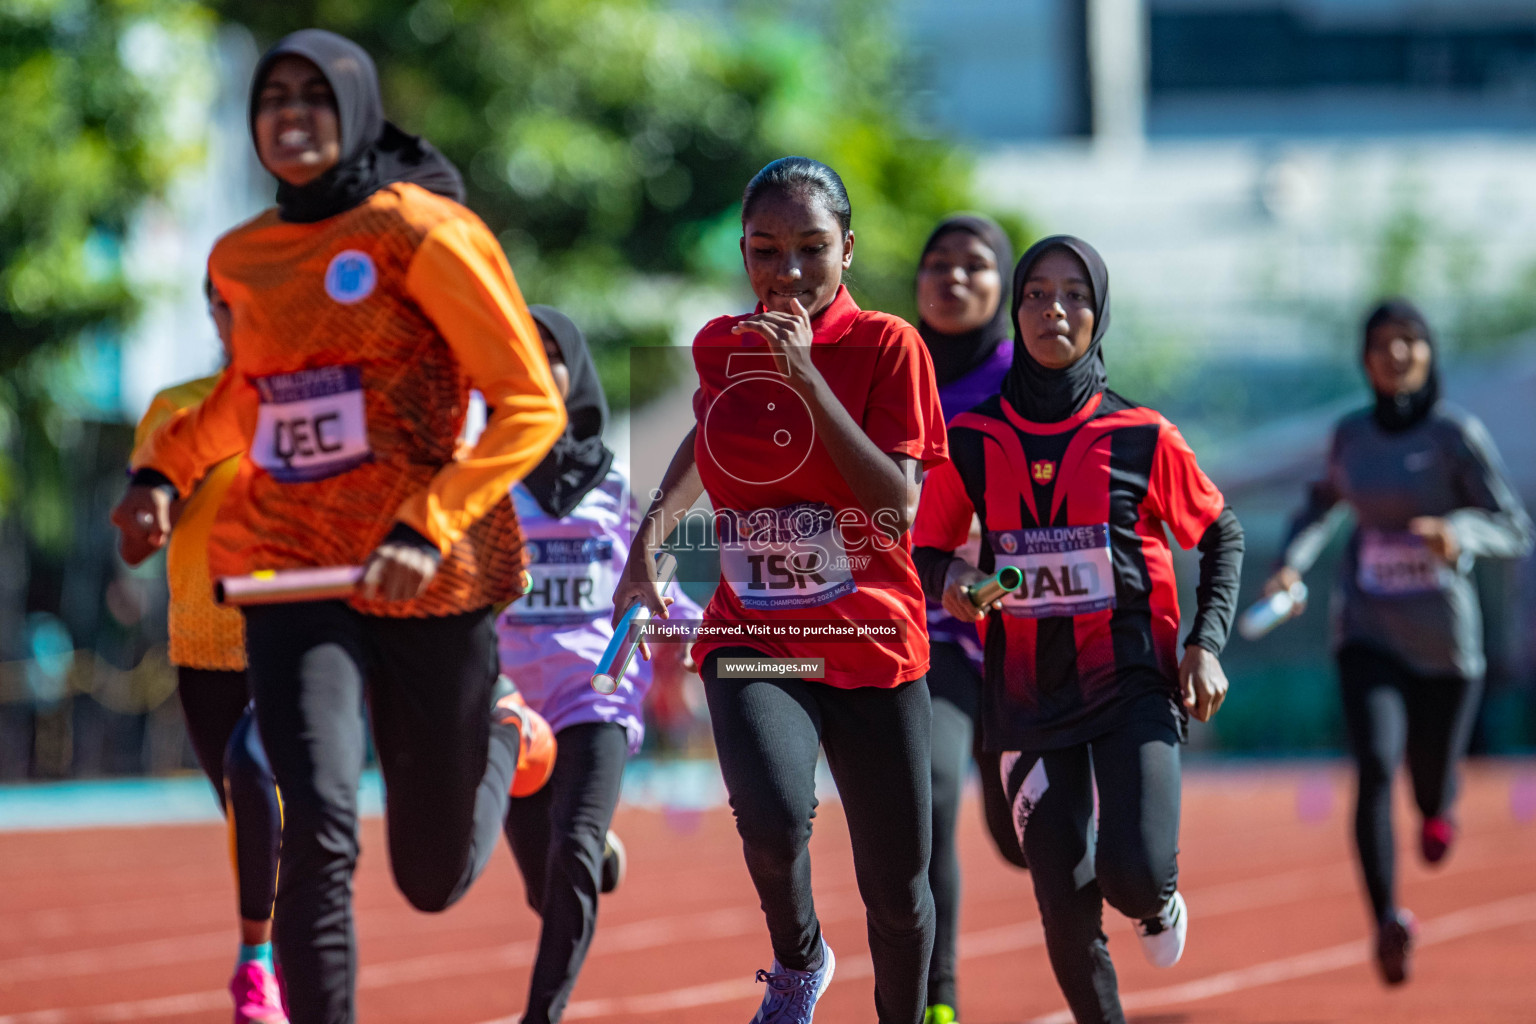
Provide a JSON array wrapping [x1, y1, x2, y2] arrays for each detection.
[[898, 0, 1536, 750]]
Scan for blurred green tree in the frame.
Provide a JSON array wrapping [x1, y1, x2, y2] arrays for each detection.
[[212, 0, 1025, 404], [0, 1, 213, 556]]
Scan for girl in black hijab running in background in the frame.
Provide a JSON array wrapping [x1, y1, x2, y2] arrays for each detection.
[[913, 236, 1244, 1024], [913, 215, 1027, 1024], [1261, 299, 1531, 985]]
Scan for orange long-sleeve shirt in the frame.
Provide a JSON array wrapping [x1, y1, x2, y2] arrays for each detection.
[[132, 183, 566, 618]]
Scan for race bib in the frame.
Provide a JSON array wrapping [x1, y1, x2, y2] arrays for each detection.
[[251, 366, 370, 483], [1358, 531, 1446, 596], [991, 524, 1116, 618], [719, 502, 858, 611], [506, 537, 618, 623]]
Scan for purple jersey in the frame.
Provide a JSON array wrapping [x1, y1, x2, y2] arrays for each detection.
[[926, 338, 1014, 661], [497, 466, 699, 753]]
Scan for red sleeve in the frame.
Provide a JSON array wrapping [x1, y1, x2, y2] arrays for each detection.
[[862, 321, 948, 468], [1148, 417, 1225, 549], [911, 457, 974, 551]]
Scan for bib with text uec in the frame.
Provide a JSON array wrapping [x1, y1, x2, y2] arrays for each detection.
[[251, 366, 371, 483]]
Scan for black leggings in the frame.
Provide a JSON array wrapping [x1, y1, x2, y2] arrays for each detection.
[[926, 641, 1027, 1011], [504, 722, 629, 1024], [1337, 644, 1482, 923], [702, 647, 936, 1024], [176, 668, 281, 924], [243, 602, 520, 1024], [1003, 711, 1181, 1024]]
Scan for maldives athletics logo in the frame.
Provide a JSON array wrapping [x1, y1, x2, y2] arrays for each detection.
[[1031, 460, 1056, 485], [325, 250, 377, 304]]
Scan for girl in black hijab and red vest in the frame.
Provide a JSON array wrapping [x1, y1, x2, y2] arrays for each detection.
[[912, 236, 1244, 1024]]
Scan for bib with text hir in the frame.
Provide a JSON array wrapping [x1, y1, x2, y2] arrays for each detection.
[[505, 537, 618, 624]]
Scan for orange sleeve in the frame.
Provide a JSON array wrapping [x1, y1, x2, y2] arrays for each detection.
[[132, 391, 181, 456], [129, 369, 246, 496], [400, 216, 567, 553]]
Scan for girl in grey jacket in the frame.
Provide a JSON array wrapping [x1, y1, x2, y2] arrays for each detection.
[[1265, 299, 1532, 986]]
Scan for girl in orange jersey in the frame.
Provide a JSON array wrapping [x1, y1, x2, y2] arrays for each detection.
[[112, 30, 563, 1024]]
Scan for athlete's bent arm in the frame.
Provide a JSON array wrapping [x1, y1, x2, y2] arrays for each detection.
[[912, 459, 992, 622], [1148, 420, 1244, 722], [1266, 432, 1348, 600], [733, 300, 920, 533], [113, 365, 246, 557], [1182, 506, 1245, 722], [614, 426, 704, 626], [1436, 414, 1533, 563], [399, 218, 567, 555]]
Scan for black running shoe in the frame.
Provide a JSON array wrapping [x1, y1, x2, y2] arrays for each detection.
[[600, 829, 626, 894], [1375, 909, 1418, 986]]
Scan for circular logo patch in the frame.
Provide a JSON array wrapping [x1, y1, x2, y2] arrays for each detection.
[[999, 533, 1019, 555], [325, 250, 377, 304]]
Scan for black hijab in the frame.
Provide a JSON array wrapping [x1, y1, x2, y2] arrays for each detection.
[[1363, 298, 1440, 433], [251, 29, 464, 223], [522, 306, 615, 520], [916, 214, 1014, 384], [1001, 235, 1111, 423]]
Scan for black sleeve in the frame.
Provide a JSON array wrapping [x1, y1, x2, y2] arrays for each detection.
[[1185, 505, 1244, 655], [383, 521, 444, 564], [912, 546, 958, 605], [129, 467, 180, 495]]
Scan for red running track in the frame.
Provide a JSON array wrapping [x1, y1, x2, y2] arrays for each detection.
[[3, 762, 1535, 1023]]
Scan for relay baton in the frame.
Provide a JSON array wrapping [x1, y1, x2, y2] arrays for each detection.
[[592, 552, 678, 696], [964, 565, 1024, 608], [1237, 581, 1308, 640], [215, 566, 364, 607]]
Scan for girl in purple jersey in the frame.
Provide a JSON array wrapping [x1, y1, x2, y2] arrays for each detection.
[[497, 305, 699, 1024]]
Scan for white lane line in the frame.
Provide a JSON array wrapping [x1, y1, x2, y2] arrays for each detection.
[[0, 931, 232, 986], [1024, 891, 1536, 1024], [4, 861, 1523, 1024]]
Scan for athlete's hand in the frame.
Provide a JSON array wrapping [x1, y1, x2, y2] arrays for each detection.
[[612, 544, 674, 662], [360, 542, 439, 602], [1180, 645, 1229, 723], [1409, 516, 1460, 565], [1261, 566, 1307, 615], [111, 485, 175, 566], [941, 558, 995, 622], [730, 298, 820, 389]]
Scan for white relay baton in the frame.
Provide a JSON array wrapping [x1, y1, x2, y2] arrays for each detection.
[[1237, 581, 1308, 640], [215, 566, 364, 607], [592, 552, 678, 696]]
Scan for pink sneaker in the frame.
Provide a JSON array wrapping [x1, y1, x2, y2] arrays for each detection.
[[1421, 816, 1456, 865], [231, 961, 289, 1024]]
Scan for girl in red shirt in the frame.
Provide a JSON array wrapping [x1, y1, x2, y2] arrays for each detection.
[[615, 157, 947, 1024]]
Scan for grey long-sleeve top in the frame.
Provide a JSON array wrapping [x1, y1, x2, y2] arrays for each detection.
[[1281, 402, 1533, 679]]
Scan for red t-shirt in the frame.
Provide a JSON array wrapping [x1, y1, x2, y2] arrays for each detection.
[[689, 286, 948, 687]]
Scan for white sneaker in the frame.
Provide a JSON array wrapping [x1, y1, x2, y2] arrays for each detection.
[[1135, 891, 1187, 968]]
